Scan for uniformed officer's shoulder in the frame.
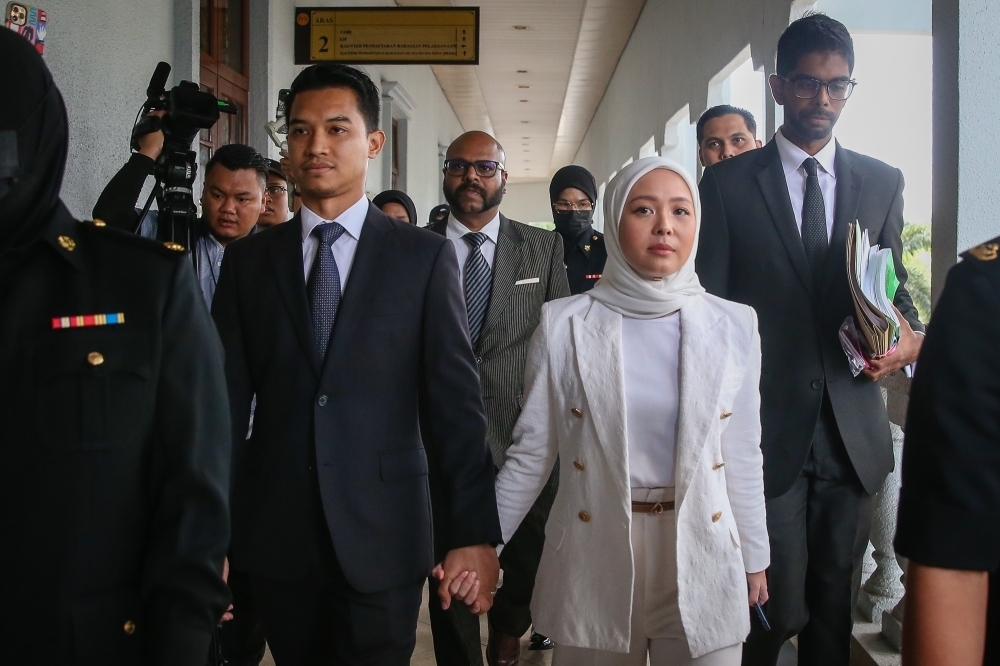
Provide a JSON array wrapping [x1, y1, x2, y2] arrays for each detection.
[[960, 236, 1000, 265], [78, 218, 189, 260], [953, 236, 1000, 286]]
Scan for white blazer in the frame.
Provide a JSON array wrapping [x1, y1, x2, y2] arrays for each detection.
[[495, 293, 769, 658]]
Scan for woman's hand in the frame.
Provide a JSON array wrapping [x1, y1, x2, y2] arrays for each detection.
[[747, 570, 768, 606]]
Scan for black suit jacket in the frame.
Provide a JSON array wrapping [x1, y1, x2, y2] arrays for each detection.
[[212, 203, 501, 594], [697, 140, 924, 497], [0, 205, 232, 665]]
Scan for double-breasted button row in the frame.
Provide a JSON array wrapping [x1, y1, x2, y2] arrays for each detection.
[[573, 460, 585, 471], [578, 511, 591, 522], [570, 407, 583, 418], [712, 511, 723, 523]]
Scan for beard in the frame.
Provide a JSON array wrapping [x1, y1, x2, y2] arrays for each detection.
[[444, 181, 504, 214], [788, 108, 837, 142]]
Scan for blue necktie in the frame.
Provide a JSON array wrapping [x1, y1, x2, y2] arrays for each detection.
[[801, 157, 829, 283], [462, 232, 492, 348], [307, 222, 346, 361]]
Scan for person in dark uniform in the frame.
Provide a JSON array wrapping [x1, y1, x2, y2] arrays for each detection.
[[0, 30, 232, 665], [549, 165, 607, 295], [895, 236, 1000, 666]]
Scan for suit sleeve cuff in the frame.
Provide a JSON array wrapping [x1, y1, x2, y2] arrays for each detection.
[[151, 623, 214, 666]]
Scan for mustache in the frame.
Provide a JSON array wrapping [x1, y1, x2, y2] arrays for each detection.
[[800, 109, 836, 122], [456, 183, 488, 197]]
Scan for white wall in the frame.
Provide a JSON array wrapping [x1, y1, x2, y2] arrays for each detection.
[[573, 0, 795, 192], [503, 181, 552, 226], [42, 0, 177, 219]]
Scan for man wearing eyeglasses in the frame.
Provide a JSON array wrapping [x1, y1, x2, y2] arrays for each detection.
[[257, 159, 291, 229], [697, 14, 924, 666], [426, 131, 570, 666], [549, 165, 606, 295]]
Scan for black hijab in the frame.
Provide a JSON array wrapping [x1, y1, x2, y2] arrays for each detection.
[[372, 189, 418, 225], [0, 29, 69, 255], [428, 203, 450, 226]]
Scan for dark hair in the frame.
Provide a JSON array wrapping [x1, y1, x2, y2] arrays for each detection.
[[776, 13, 855, 77], [696, 105, 758, 144], [265, 158, 286, 182], [206, 144, 268, 184], [286, 64, 381, 133]]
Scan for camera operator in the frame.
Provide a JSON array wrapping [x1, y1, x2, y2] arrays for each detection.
[[93, 134, 267, 307], [257, 159, 291, 229], [0, 29, 231, 665]]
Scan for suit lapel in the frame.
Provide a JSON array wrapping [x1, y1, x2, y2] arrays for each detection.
[[820, 144, 863, 299], [478, 215, 524, 354], [268, 214, 321, 376], [322, 204, 392, 376], [755, 142, 814, 297], [674, 297, 727, 508], [572, 303, 630, 502]]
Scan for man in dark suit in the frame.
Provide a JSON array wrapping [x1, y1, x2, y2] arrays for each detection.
[[895, 236, 1000, 666], [426, 131, 570, 666], [0, 30, 231, 664], [696, 14, 925, 666], [211, 65, 501, 665]]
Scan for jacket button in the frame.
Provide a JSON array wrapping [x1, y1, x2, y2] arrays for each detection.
[[317, 395, 328, 407], [123, 620, 136, 635], [573, 460, 585, 471], [571, 408, 583, 418], [720, 411, 733, 419], [811, 380, 823, 390], [712, 511, 723, 523], [578, 511, 591, 522], [87, 351, 105, 366], [712, 462, 725, 470], [476, 357, 483, 365]]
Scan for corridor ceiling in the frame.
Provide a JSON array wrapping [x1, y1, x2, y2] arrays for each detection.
[[395, 0, 646, 182]]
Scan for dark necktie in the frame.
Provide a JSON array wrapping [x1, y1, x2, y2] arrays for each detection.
[[801, 157, 829, 281], [307, 222, 346, 361], [462, 232, 492, 348]]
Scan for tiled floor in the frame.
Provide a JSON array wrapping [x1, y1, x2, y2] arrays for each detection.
[[258, 582, 553, 666]]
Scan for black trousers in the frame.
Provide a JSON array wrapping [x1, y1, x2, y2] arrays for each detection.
[[429, 466, 558, 666], [743, 398, 874, 666], [218, 568, 267, 666], [251, 563, 422, 666]]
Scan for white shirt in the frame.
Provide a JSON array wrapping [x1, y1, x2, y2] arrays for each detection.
[[445, 212, 501, 284], [300, 196, 369, 287], [775, 127, 838, 240], [621, 314, 681, 488]]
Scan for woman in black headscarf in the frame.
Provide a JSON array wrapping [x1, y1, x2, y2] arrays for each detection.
[[549, 165, 608, 295], [372, 188, 418, 225], [0, 26, 69, 257]]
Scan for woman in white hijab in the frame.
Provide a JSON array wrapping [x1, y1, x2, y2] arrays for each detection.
[[494, 157, 769, 665]]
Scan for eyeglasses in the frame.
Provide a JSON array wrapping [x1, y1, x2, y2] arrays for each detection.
[[443, 159, 505, 178], [265, 185, 287, 196], [781, 76, 857, 101], [553, 200, 593, 212]]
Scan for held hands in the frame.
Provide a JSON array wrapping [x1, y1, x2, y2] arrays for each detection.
[[747, 570, 769, 606], [431, 544, 501, 615], [863, 305, 923, 381]]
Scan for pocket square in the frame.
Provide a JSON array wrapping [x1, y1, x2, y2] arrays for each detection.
[[515, 277, 540, 285]]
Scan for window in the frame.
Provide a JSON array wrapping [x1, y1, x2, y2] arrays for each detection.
[[199, 0, 249, 162]]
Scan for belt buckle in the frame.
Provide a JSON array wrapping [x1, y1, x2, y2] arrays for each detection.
[[651, 502, 664, 515]]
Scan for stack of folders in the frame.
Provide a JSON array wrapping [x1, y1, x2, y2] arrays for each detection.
[[840, 221, 900, 376]]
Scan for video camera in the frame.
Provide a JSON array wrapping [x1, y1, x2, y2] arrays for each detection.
[[132, 61, 235, 248]]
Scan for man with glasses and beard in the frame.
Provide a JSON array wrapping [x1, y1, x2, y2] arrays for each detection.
[[426, 131, 570, 666], [696, 14, 924, 666]]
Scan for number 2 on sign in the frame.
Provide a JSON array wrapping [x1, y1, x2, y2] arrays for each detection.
[[318, 36, 329, 52]]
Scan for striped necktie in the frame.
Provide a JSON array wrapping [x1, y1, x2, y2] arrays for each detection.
[[462, 232, 492, 348], [307, 222, 346, 361]]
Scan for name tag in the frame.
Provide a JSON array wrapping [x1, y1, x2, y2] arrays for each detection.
[[515, 277, 540, 285]]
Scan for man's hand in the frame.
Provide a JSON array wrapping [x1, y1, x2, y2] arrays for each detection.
[[137, 110, 166, 161], [431, 544, 500, 615], [863, 305, 923, 381], [747, 570, 769, 606]]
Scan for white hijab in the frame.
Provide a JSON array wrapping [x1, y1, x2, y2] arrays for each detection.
[[588, 156, 705, 319]]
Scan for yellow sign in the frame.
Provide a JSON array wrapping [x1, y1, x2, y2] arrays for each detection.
[[295, 7, 479, 65]]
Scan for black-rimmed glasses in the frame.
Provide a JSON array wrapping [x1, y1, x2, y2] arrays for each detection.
[[781, 76, 857, 101], [443, 159, 505, 178]]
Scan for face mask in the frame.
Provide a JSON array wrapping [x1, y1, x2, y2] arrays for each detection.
[[552, 209, 593, 237]]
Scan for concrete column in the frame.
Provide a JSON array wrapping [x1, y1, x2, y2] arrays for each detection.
[[248, 0, 273, 156], [932, 0, 1000, 303], [173, 0, 199, 84]]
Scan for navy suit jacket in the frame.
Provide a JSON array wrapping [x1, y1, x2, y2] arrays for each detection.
[[212, 203, 500, 593]]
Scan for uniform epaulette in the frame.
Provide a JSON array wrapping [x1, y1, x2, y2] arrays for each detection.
[[964, 239, 999, 262]]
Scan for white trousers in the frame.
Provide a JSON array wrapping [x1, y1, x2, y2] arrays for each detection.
[[552, 488, 742, 666]]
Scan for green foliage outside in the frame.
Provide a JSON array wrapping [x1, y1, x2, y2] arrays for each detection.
[[901, 222, 932, 323]]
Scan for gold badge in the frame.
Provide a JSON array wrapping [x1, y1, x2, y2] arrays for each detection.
[[592, 235, 598, 241], [583, 245, 591, 251], [163, 242, 186, 252], [969, 242, 999, 261], [90, 219, 107, 227], [57, 235, 76, 251]]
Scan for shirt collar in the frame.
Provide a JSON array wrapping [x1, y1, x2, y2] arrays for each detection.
[[445, 211, 501, 245], [300, 195, 369, 243], [775, 127, 838, 181]]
